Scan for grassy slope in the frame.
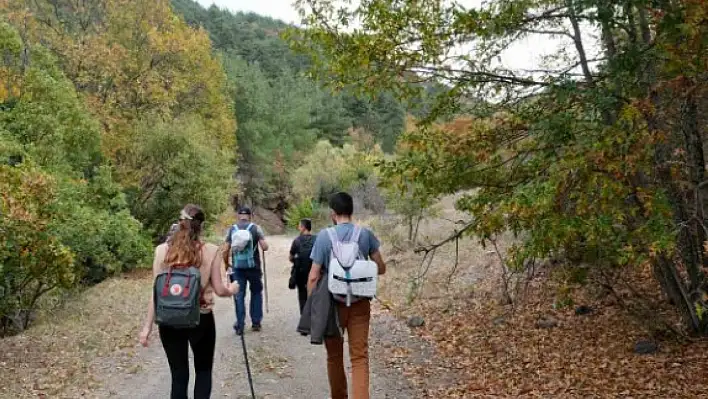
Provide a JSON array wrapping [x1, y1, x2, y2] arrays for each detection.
[[0, 271, 153, 398]]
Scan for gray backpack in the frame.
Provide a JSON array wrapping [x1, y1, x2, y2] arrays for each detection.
[[154, 263, 202, 328]]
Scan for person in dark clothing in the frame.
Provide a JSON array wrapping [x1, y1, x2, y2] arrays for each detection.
[[223, 206, 269, 335], [289, 219, 315, 313]]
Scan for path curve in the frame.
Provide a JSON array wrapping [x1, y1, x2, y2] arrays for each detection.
[[93, 236, 416, 398]]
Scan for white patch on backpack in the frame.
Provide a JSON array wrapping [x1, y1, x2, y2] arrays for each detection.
[[170, 284, 183, 296]]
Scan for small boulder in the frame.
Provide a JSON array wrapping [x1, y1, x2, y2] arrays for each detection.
[[492, 316, 506, 326], [536, 316, 559, 329], [407, 316, 425, 328], [575, 305, 594, 316], [634, 340, 658, 355]]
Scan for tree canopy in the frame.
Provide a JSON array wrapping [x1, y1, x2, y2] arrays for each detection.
[[0, 0, 236, 333], [170, 0, 411, 207], [292, 0, 708, 334]]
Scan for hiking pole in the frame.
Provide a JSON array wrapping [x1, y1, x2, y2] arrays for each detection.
[[262, 248, 269, 313], [239, 331, 256, 399]]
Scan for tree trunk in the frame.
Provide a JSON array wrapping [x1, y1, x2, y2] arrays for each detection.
[[652, 254, 703, 333], [645, 79, 708, 334], [680, 87, 708, 276], [407, 215, 413, 242], [413, 210, 423, 243]]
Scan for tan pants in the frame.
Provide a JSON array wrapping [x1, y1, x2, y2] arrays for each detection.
[[324, 300, 371, 399]]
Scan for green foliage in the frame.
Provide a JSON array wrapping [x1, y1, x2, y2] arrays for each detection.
[[0, 42, 101, 176], [54, 176, 151, 284], [127, 116, 233, 235], [284, 198, 318, 229], [0, 163, 76, 334], [292, 140, 381, 204], [0, 21, 151, 334], [343, 93, 406, 152], [294, 0, 708, 333], [378, 118, 440, 242], [224, 57, 318, 206], [5, 0, 238, 233], [381, 183, 439, 243], [171, 0, 410, 210]]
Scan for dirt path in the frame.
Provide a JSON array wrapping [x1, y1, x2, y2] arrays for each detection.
[[92, 236, 418, 398]]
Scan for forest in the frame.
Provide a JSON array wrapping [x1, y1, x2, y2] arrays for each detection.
[[172, 0, 422, 212], [0, 0, 430, 334], [2, 0, 708, 396]]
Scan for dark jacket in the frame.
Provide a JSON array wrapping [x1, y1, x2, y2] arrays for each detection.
[[291, 234, 315, 279], [297, 275, 341, 344]]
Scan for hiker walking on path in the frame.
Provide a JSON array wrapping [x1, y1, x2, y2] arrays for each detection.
[[288, 218, 316, 313], [139, 204, 240, 399], [304, 192, 387, 399], [223, 206, 269, 335]]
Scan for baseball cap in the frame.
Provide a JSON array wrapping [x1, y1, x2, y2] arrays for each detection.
[[237, 206, 252, 215]]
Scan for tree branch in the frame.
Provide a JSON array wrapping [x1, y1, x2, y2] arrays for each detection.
[[414, 221, 475, 255], [566, 0, 594, 86]]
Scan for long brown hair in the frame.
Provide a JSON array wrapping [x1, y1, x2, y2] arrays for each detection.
[[164, 204, 205, 267]]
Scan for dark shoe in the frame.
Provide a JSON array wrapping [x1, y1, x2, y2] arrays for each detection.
[[252, 324, 261, 332], [234, 326, 244, 336]]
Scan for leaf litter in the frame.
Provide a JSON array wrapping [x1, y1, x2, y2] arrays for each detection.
[[374, 220, 708, 398]]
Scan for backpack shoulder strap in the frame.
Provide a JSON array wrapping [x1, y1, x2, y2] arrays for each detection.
[[326, 227, 339, 245], [249, 224, 257, 254], [351, 225, 362, 244], [326, 227, 340, 260]]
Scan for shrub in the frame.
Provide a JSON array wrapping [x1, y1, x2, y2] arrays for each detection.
[[284, 198, 317, 229], [291, 140, 385, 213], [0, 164, 77, 335]]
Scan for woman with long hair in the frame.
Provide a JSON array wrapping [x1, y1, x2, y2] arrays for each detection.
[[139, 204, 238, 399]]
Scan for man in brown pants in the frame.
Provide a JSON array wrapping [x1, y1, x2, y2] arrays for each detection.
[[308, 192, 387, 399]]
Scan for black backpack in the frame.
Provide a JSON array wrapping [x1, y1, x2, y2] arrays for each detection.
[[294, 235, 315, 274]]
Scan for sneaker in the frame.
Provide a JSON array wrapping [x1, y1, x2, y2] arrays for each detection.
[[234, 326, 244, 336], [252, 324, 261, 332]]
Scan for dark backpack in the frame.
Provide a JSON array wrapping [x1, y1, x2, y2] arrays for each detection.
[[294, 235, 315, 274], [154, 264, 202, 328]]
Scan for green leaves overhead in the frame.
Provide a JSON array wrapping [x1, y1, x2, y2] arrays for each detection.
[[294, 0, 708, 333]]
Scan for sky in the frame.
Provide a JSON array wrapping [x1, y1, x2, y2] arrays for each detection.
[[194, 0, 599, 76]]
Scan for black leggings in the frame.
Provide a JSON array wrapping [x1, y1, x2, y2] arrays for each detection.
[[158, 312, 216, 399]]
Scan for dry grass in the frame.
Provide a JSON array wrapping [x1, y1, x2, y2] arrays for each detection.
[[368, 194, 508, 312], [0, 270, 153, 398]]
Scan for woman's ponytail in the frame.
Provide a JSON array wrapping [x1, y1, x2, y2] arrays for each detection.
[[164, 204, 206, 266]]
